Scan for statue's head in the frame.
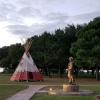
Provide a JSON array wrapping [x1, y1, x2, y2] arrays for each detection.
[[69, 57, 74, 62]]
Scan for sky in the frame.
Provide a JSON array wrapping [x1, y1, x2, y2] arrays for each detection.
[[0, 0, 100, 48]]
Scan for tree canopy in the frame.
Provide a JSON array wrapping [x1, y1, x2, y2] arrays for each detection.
[[70, 17, 100, 69], [0, 17, 100, 75]]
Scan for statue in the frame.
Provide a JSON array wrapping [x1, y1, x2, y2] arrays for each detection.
[[66, 57, 75, 84]]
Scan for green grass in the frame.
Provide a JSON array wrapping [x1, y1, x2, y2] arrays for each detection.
[[30, 85, 100, 100], [0, 85, 27, 100], [1, 74, 100, 100], [31, 94, 94, 100], [81, 85, 100, 94], [0, 74, 100, 85], [0, 74, 17, 84]]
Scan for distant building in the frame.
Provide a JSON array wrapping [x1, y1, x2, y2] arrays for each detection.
[[0, 67, 4, 73]]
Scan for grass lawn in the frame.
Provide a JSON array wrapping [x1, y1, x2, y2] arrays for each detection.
[[0, 85, 27, 100], [0, 74, 27, 100], [1, 74, 100, 85], [30, 85, 100, 100], [1, 74, 100, 100], [31, 94, 93, 100]]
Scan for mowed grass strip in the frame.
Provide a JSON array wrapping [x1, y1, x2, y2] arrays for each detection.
[[0, 74, 19, 84], [30, 85, 100, 100], [31, 94, 93, 100], [0, 85, 27, 100], [1, 74, 100, 100], [1, 74, 100, 85]]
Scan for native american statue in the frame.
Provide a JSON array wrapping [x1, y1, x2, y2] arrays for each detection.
[[66, 57, 75, 84]]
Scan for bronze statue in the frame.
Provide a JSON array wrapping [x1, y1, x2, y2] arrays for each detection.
[[66, 57, 75, 84]]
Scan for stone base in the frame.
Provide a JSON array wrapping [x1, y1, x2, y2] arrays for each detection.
[[48, 90, 94, 96], [63, 84, 79, 92], [47, 84, 94, 96]]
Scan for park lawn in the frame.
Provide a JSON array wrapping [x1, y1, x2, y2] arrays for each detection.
[[31, 94, 93, 100], [30, 85, 100, 100], [0, 74, 16, 84], [1, 74, 100, 85], [1, 74, 100, 100], [0, 74, 27, 100], [0, 85, 27, 100]]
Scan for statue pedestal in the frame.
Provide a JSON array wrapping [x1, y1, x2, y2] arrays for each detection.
[[63, 84, 79, 92], [48, 84, 93, 96]]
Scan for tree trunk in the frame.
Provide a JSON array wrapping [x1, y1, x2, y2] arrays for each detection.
[[91, 69, 95, 76], [96, 67, 100, 80], [45, 67, 48, 76], [58, 65, 61, 77]]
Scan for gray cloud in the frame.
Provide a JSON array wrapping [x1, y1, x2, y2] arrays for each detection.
[[0, 0, 100, 38], [18, 7, 41, 17], [5, 11, 100, 38], [5, 19, 68, 37], [44, 12, 68, 22], [0, 0, 22, 23], [4, 10, 69, 37], [68, 11, 100, 24]]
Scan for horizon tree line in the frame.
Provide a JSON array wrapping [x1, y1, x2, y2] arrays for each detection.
[[0, 17, 100, 80]]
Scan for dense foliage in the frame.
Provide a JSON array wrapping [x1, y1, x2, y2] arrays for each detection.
[[70, 17, 100, 79], [0, 25, 78, 75], [0, 17, 100, 78], [70, 17, 100, 69]]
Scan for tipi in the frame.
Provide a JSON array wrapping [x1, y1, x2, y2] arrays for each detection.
[[10, 40, 43, 81]]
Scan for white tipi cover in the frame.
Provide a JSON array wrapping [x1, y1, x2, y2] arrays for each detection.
[[10, 52, 43, 81]]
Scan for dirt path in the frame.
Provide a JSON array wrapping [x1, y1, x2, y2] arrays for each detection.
[[7, 85, 45, 100]]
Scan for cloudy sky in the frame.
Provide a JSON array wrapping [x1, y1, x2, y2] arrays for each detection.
[[0, 0, 100, 47]]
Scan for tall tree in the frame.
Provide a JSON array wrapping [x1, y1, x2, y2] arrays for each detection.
[[70, 17, 100, 80]]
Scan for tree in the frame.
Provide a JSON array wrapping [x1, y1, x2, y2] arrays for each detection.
[[0, 46, 9, 60], [0, 43, 24, 72], [70, 17, 100, 80]]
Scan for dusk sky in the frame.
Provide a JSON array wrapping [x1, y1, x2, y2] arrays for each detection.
[[0, 0, 100, 47]]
